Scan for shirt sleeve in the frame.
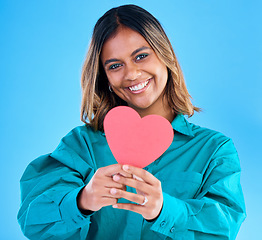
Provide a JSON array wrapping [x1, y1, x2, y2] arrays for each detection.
[[17, 127, 96, 240], [145, 138, 246, 239]]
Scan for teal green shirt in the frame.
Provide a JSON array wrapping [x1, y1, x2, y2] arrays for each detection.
[[18, 114, 246, 239]]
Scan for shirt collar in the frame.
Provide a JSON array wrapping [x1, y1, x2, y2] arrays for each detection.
[[171, 114, 194, 137], [101, 113, 194, 137]]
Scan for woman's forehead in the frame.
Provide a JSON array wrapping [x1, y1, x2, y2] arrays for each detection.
[[101, 27, 150, 59]]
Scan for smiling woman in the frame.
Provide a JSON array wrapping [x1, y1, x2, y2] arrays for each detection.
[[100, 27, 170, 120], [80, 5, 200, 131], [17, 4, 246, 240]]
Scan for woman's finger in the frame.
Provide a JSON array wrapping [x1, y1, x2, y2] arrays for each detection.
[[112, 174, 151, 194], [119, 172, 133, 178], [100, 196, 118, 207], [97, 164, 130, 178], [110, 188, 145, 205], [103, 176, 126, 189], [112, 203, 145, 215], [122, 165, 158, 185]]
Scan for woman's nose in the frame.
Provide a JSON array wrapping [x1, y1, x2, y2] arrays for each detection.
[[124, 63, 141, 81]]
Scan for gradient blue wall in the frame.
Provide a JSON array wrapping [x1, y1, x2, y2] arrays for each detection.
[[1, 0, 261, 239]]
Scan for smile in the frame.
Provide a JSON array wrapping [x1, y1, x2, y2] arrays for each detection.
[[128, 79, 151, 92]]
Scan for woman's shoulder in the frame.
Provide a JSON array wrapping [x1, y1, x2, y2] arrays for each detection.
[[191, 122, 228, 138], [185, 122, 239, 169], [178, 115, 231, 144], [188, 120, 235, 151], [64, 124, 104, 142]]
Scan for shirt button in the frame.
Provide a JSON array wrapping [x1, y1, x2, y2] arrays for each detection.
[[170, 226, 175, 233], [160, 221, 166, 227]]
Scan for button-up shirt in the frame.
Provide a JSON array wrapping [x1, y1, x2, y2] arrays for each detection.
[[18, 114, 246, 239]]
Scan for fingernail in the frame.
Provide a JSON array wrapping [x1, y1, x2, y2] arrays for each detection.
[[110, 188, 117, 195], [123, 165, 129, 171], [112, 204, 118, 208], [113, 175, 120, 181]]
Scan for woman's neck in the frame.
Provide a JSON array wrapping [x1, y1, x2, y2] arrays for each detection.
[[130, 98, 175, 123]]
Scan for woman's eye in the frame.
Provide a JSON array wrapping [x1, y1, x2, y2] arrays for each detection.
[[136, 53, 148, 61], [109, 63, 121, 70]]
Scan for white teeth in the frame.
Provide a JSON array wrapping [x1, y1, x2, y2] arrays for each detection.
[[128, 80, 149, 91]]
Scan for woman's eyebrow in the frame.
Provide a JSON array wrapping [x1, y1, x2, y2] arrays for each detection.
[[104, 46, 151, 67], [130, 46, 151, 57], [104, 58, 120, 67]]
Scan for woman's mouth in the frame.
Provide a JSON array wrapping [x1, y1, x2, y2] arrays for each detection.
[[127, 78, 151, 93]]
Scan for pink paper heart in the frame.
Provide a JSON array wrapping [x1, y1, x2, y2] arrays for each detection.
[[104, 106, 174, 168]]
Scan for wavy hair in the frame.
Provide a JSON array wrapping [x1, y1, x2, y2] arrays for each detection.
[[80, 4, 200, 131]]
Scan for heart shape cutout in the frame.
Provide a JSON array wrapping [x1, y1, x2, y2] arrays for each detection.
[[104, 106, 174, 168]]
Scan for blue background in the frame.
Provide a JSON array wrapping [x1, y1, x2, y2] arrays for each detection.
[[1, 0, 261, 239]]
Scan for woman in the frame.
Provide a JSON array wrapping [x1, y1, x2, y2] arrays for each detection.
[[18, 4, 246, 240]]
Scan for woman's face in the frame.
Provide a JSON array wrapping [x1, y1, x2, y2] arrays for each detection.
[[101, 27, 169, 116]]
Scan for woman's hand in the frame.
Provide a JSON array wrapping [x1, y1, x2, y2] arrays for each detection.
[[77, 164, 132, 212], [111, 165, 163, 221]]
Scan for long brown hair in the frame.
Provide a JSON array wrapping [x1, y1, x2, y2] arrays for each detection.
[[81, 4, 200, 131]]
